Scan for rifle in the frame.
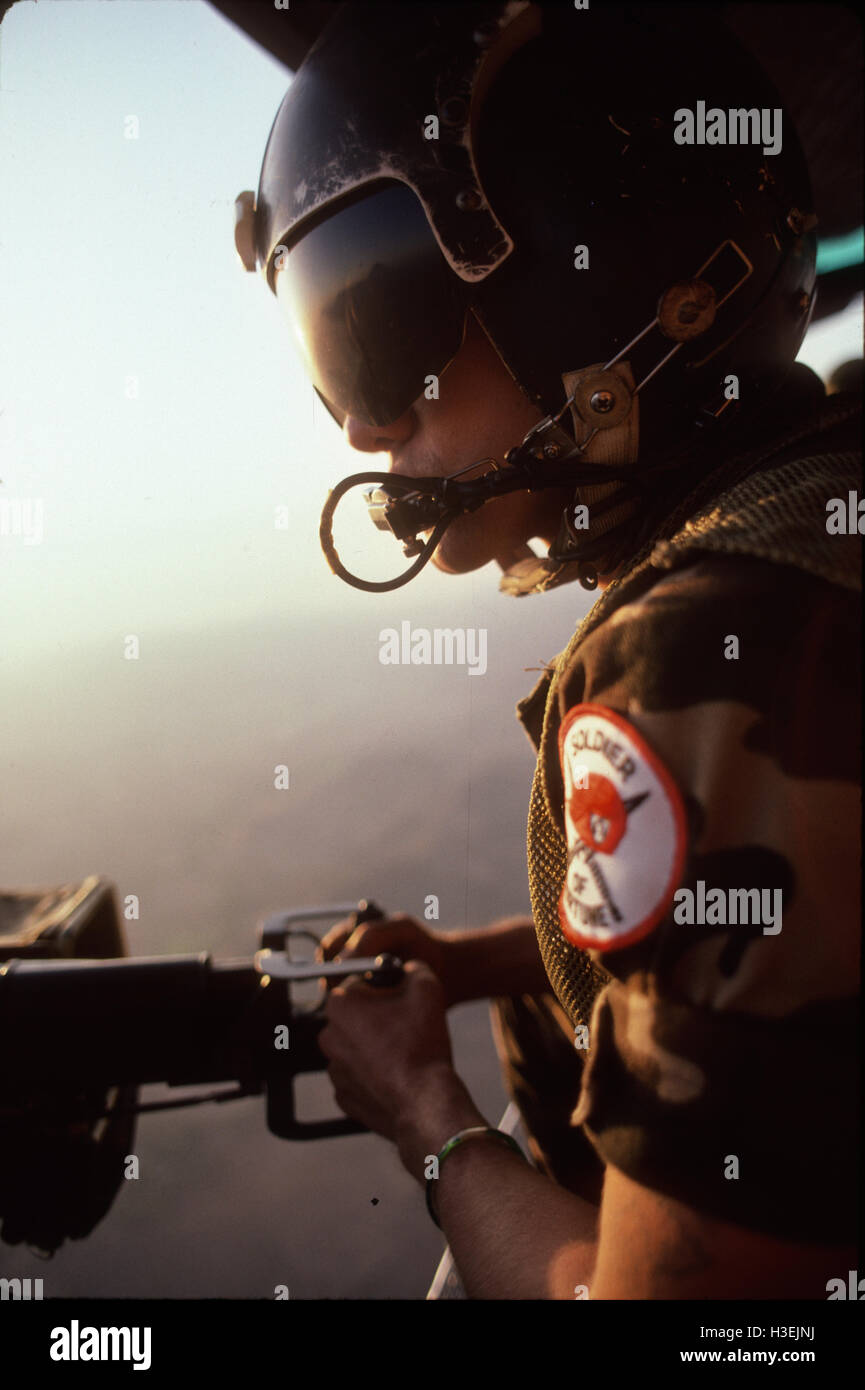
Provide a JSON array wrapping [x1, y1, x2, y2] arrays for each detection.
[[0, 877, 402, 1255]]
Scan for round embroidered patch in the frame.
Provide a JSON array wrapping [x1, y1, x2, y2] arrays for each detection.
[[558, 703, 687, 952]]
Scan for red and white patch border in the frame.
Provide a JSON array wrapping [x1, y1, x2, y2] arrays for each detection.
[[557, 702, 688, 953]]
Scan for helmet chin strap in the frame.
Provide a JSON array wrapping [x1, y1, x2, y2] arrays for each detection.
[[498, 360, 640, 596], [564, 360, 640, 533]]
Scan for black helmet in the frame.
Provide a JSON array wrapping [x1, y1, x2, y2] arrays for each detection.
[[235, 2, 818, 584]]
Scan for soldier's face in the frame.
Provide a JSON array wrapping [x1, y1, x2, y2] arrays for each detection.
[[339, 312, 574, 575]]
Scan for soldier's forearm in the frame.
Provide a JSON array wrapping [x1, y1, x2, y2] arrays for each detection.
[[439, 917, 550, 1003], [396, 1065, 599, 1299]]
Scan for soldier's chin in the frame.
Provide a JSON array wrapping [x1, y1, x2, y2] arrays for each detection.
[[431, 526, 538, 576], [430, 526, 494, 574], [430, 545, 481, 575]]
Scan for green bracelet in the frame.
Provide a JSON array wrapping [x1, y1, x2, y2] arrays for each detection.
[[425, 1126, 526, 1228]]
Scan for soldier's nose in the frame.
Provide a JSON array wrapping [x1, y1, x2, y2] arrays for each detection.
[[343, 409, 414, 455]]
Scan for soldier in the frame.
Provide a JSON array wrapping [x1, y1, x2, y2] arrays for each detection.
[[235, 2, 860, 1296]]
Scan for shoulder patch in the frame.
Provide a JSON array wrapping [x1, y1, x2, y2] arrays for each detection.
[[558, 703, 686, 952]]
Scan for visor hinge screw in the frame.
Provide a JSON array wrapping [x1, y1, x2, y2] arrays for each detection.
[[590, 390, 615, 414], [456, 188, 482, 212], [543, 443, 561, 458]]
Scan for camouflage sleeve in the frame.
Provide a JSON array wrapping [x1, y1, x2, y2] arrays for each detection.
[[558, 554, 860, 1246]]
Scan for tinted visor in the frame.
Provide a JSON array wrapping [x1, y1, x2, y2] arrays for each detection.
[[275, 183, 469, 428]]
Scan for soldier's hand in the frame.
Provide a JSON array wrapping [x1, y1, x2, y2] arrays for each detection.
[[318, 911, 459, 1003], [319, 960, 456, 1149]]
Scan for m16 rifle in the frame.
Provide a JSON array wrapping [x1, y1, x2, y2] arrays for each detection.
[[0, 877, 402, 1255]]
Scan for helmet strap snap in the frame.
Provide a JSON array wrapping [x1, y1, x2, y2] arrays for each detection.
[[561, 360, 641, 564]]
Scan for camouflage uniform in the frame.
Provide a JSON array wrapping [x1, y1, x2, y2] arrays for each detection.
[[495, 364, 861, 1245]]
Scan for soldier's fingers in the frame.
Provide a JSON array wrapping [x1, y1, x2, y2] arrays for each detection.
[[340, 920, 403, 959], [320, 928, 397, 993], [318, 916, 356, 961], [320, 914, 415, 963]]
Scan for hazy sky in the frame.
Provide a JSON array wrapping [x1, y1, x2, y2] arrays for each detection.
[[1, 0, 390, 668], [1, 0, 862, 667]]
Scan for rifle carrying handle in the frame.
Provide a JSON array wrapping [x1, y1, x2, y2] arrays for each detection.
[[267, 903, 405, 1140]]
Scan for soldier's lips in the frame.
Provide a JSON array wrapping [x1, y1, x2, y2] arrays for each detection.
[[389, 454, 498, 483], [388, 451, 433, 480]]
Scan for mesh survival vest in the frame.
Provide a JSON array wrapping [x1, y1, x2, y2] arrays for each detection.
[[518, 393, 862, 1032]]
